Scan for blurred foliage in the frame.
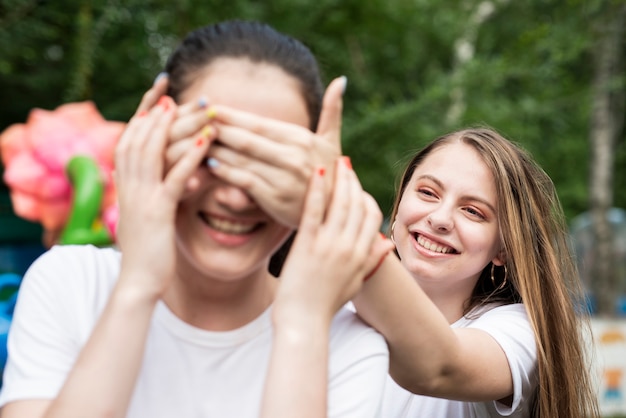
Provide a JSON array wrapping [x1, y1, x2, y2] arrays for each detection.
[[0, 0, 624, 222]]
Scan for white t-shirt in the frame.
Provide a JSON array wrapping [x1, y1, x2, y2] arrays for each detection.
[[381, 303, 537, 418], [0, 245, 389, 417]]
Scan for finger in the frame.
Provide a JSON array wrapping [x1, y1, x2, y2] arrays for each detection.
[[208, 104, 310, 146], [165, 125, 216, 172], [206, 154, 284, 202], [215, 123, 311, 170], [164, 136, 211, 199], [353, 194, 387, 274], [338, 159, 366, 241], [142, 97, 177, 179], [323, 157, 353, 232], [116, 103, 166, 178], [297, 166, 327, 239], [315, 76, 346, 152], [170, 100, 212, 142], [175, 96, 209, 118], [134, 73, 169, 116], [208, 142, 304, 185]]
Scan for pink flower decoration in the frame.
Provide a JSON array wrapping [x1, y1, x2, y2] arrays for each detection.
[[0, 101, 125, 231]]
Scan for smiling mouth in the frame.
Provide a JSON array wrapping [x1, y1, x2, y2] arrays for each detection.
[[415, 233, 458, 254], [199, 213, 261, 235]]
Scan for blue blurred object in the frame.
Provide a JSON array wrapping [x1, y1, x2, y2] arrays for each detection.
[[0, 273, 22, 386], [0, 243, 44, 389]]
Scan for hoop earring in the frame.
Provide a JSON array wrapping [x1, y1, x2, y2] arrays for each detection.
[[390, 221, 396, 245], [491, 263, 507, 291]]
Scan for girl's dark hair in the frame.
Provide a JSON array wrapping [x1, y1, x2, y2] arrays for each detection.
[[165, 20, 324, 130]]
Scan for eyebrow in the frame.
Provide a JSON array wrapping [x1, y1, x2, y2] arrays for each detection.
[[416, 174, 497, 214]]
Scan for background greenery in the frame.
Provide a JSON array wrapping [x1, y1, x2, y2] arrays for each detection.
[[2, 0, 624, 217], [0, 0, 625, 302]]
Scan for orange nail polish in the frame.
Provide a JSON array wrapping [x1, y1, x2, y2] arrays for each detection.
[[196, 138, 204, 147], [137, 110, 148, 117], [318, 167, 326, 176], [158, 96, 170, 111], [341, 156, 352, 169]]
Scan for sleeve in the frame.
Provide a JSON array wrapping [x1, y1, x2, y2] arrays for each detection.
[[470, 304, 537, 416], [327, 309, 390, 418], [0, 246, 97, 405]]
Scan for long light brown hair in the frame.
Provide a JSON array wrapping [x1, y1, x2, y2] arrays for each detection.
[[388, 127, 599, 418]]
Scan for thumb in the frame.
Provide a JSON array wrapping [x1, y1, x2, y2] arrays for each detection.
[[316, 76, 347, 153]]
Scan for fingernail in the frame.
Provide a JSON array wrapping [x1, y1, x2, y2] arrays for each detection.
[[137, 110, 148, 117], [158, 95, 170, 111], [317, 167, 326, 176], [341, 156, 352, 169], [201, 125, 213, 139], [153, 72, 168, 85], [196, 138, 205, 147], [339, 75, 347, 95], [206, 158, 219, 168], [198, 97, 208, 109], [206, 106, 217, 119]]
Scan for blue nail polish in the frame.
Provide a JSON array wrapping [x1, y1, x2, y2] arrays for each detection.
[[206, 158, 219, 168], [153, 72, 168, 85], [198, 97, 208, 109]]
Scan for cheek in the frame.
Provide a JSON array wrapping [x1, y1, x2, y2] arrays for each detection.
[[461, 223, 500, 254], [396, 196, 427, 225]]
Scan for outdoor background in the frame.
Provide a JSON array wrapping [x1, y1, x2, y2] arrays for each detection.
[[0, 0, 625, 415]]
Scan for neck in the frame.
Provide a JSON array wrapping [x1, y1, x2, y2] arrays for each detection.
[[163, 267, 278, 331], [416, 278, 476, 324]]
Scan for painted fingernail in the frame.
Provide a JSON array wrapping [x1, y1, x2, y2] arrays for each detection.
[[153, 72, 168, 85], [341, 156, 352, 169], [206, 158, 219, 168], [137, 110, 148, 117], [196, 138, 205, 147], [339, 75, 348, 95], [318, 167, 326, 176], [158, 95, 170, 111], [198, 97, 208, 109], [201, 125, 213, 138], [206, 106, 217, 119]]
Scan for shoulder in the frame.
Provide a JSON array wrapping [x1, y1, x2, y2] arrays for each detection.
[[26, 244, 120, 283], [330, 306, 387, 347], [327, 306, 389, 365], [458, 303, 529, 329], [18, 244, 121, 316], [458, 303, 535, 354]]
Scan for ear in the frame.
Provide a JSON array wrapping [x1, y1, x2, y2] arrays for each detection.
[[491, 250, 506, 267]]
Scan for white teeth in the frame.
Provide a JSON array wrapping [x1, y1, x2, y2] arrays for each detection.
[[417, 235, 453, 254], [207, 217, 256, 234]]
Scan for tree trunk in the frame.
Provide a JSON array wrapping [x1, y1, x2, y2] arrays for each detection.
[[445, 0, 509, 127], [588, 2, 626, 317]]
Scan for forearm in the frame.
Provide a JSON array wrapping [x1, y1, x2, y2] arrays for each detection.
[[44, 279, 158, 418], [352, 255, 460, 393], [262, 316, 330, 418]]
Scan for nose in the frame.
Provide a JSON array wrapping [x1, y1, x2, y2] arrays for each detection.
[[213, 183, 257, 212], [427, 206, 454, 233]]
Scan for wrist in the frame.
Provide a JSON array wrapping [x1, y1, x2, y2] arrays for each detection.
[[271, 302, 333, 335]]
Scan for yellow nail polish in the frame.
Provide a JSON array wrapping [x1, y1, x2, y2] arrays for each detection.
[[202, 125, 213, 138], [206, 107, 217, 119]]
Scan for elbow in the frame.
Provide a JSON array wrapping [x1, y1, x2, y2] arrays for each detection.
[[388, 358, 453, 396]]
